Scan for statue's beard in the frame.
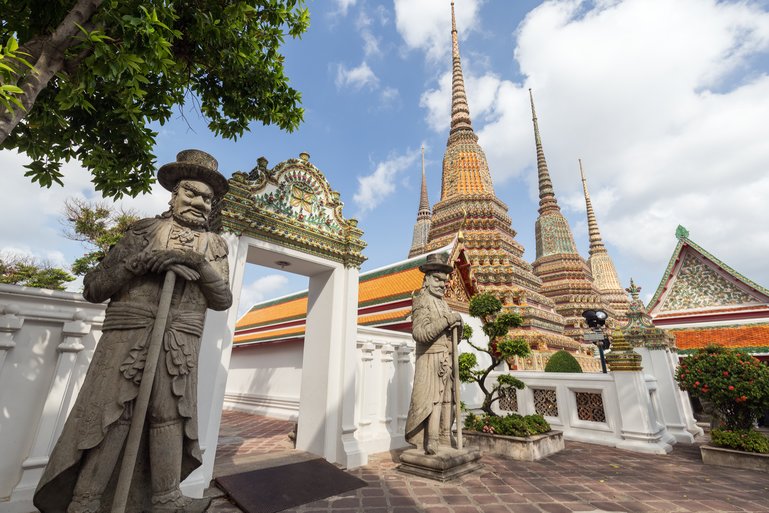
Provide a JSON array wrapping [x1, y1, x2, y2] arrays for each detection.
[[171, 210, 208, 229]]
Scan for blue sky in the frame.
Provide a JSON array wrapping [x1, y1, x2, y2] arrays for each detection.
[[3, 0, 769, 314]]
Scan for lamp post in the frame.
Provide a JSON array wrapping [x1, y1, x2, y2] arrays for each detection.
[[582, 309, 610, 374]]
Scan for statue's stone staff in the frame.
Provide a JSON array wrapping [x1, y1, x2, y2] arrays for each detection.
[[34, 150, 232, 513]]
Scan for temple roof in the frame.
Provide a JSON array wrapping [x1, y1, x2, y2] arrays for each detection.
[[670, 324, 769, 354], [234, 248, 448, 346], [647, 226, 769, 319]]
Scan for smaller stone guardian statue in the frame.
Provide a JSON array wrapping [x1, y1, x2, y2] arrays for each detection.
[[405, 252, 463, 454], [34, 150, 232, 513]]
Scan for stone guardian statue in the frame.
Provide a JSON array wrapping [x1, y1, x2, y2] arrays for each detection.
[[33, 150, 233, 513], [405, 252, 463, 454]]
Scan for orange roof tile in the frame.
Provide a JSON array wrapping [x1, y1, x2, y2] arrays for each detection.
[[672, 324, 769, 351], [238, 296, 308, 330], [234, 324, 306, 345], [359, 307, 411, 326], [359, 267, 422, 305]]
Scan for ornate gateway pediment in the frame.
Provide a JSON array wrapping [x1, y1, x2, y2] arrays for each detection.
[[217, 152, 366, 268]]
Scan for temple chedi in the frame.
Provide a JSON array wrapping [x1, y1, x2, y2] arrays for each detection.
[[579, 160, 630, 320], [412, 1, 589, 362], [408, 146, 432, 258], [528, 90, 612, 339]]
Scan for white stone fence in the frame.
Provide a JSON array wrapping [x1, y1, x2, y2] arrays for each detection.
[[0, 284, 107, 513]]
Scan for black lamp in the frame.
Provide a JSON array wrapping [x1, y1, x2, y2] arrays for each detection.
[[582, 309, 609, 373]]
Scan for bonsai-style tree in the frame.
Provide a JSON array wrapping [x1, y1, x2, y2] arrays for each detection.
[[676, 345, 769, 433], [458, 292, 531, 416], [544, 350, 583, 373], [0, 253, 74, 290]]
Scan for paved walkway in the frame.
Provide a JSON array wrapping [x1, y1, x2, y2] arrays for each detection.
[[209, 410, 769, 513]]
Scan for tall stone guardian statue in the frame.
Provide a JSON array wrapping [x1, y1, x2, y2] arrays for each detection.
[[34, 150, 232, 513], [405, 252, 462, 454]]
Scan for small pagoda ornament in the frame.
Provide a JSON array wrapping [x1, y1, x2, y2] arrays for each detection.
[[622, 279, 675, 351], [605, 329, 642, 372]]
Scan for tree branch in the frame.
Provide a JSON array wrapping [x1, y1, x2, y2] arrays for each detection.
[[0, 0, 104, 143]]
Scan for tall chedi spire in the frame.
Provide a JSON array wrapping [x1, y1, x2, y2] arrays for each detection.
[[579, 159, 630, 319], [408, 146, 432, 258], [423, 2, 577, 353], [529, 90, 613, 339]]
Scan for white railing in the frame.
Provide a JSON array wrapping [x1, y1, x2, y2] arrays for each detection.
[[0, 284, 106, 513], [473, 369, 677, 454]]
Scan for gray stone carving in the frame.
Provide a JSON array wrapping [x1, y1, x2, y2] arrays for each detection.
[[34, 150, 233, 513], [404, 252, 462, 454], [400, 252, 481, 481]]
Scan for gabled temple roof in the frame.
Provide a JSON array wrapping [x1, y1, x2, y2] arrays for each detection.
[[647, 226, 769, 320]]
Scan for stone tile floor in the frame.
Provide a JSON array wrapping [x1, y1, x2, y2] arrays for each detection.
[[209, 410, 769, 513]]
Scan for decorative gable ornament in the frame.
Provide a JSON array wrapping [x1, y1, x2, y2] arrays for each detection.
[[648, 225, 769, 315], [217, 152, 366, 268]]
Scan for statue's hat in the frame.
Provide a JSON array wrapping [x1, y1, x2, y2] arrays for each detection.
[[419, 252, 454, 274], [157, 149, 229, 198]]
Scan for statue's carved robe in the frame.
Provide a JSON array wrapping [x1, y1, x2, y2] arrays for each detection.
[[405, 288, 455, 446], [34, 215, 232, 513]]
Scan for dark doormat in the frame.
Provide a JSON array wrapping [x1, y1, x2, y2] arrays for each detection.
[[214, 457, 367, 513]]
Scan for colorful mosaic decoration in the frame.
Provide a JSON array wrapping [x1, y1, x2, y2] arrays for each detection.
[[218, 152, 366, 268], [533, 389, 559, 417], [575, 392, 607, 423], [659, 252, 757, 311], [605, 329, 643, 372]]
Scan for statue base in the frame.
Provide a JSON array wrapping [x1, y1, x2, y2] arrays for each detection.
[[397, 447, 482, 482]]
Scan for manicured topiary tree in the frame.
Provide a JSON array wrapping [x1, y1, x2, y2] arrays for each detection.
[[676, 345, 769, 452], [544, 350, 583, 373], [458, 292, 531, 416]]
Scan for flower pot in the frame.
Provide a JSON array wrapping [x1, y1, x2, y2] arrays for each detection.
[[700, 445, 769, 472], [462, 430, 564, 461]]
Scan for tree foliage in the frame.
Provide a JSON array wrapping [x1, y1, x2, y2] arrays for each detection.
[[63, 197, 140, 275], [459, 292, 531, 416], [544, 350, 583, 373], [0, 253, 75, 290], [0, 0, 309, 198], [676, 345, 769, 431]]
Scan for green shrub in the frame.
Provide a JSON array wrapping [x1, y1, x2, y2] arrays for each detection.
[[711, 428, 769, 454], [461, 292, 531, 416], [464, 412, 550, 438], [675, 345, 769, 430], [544, 350, 583, 373]]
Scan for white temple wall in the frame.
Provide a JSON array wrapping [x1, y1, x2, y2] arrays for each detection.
[[224, 342, 304, 420]]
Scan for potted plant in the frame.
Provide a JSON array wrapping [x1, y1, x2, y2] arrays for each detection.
[[675, 345, 769, 471], [458, 292, 563, 460]]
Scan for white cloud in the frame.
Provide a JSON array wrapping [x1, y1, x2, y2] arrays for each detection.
[[238, 274, 290, 316], [394, 0, 484, 62], [413, 0, 769, 290], [0, 149, 171, 276], [356, 9, 382, 57], [334, 0, 357, 17], [507, 0, 769, 288], [335, 62, 379, 90], [353, 150, 421, 215]]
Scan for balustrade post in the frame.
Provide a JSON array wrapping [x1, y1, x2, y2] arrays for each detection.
[[10, 313, 91, 502], [0, 305, 23, 376]]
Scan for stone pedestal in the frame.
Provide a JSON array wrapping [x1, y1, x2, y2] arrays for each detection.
[[398, 447, 481, 482]]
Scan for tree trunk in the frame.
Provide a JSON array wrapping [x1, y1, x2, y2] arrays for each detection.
[[0, 0, 103, 144]]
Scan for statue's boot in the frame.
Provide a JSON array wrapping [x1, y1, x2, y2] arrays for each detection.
[[68, 419, 130, 513], [439, 402, 457, 448], [150, 420, 211, 513], [425, 436, 439, 455]]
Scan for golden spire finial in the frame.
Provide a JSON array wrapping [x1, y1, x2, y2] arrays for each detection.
[[449, 0, 472, 135], [579, 159, 606, 255], [529, 89, 559, 214]]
